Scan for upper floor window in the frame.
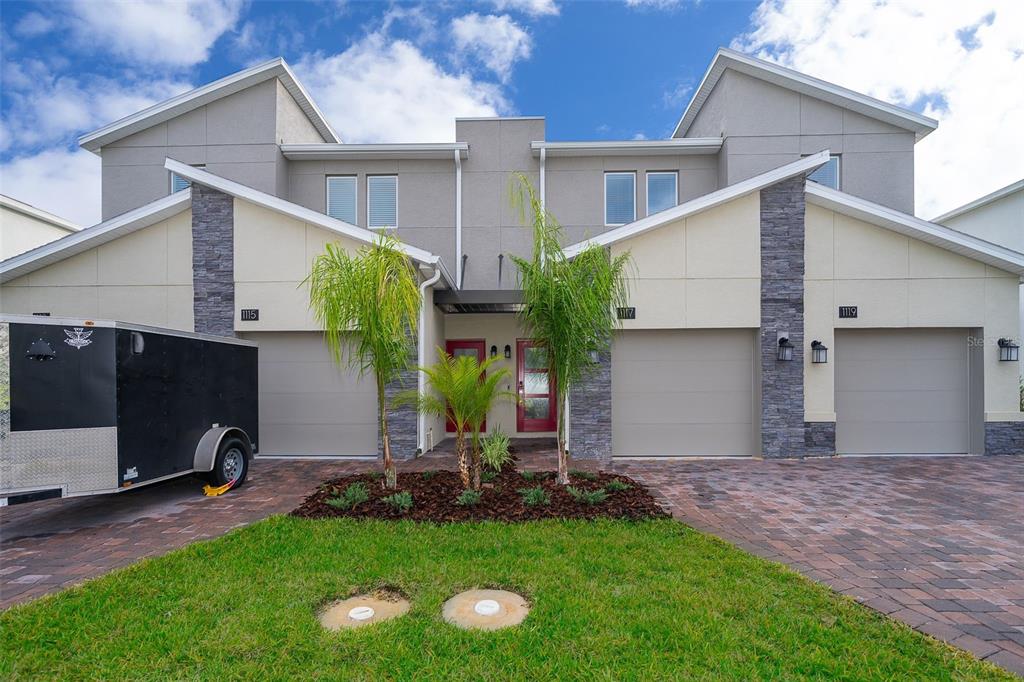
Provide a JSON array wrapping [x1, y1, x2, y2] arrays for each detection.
[[605, 172, 636, 226], [170, 165, 204, 193], [367, 175, 398, 229], [326, 176, 357, 224], [807, 154, 841, 190], [646, 172, 678, 216]]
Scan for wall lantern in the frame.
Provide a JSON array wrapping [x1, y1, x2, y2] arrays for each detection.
[[490, 345, 498, 359], [777, 336, 794, 362], [504, 344, 512, 359], [811, 340, 828, 364], [998, 338, 1019, 362]]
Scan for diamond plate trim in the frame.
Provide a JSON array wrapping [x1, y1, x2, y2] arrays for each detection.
[[2, 427, 118, 495]]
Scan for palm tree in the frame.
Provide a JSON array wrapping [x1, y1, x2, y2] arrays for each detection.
[[400, 349, 516, 489], [509, 173, 632, 484], [306, 235, 420, 489]]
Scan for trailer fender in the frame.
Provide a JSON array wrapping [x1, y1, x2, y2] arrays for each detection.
[[194, 427, 252, 473]]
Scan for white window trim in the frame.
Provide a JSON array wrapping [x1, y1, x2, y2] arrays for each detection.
[[806, 154, 841, 190], [170, 164, 205, 193], [645, 171, 678, 217], [366, 174, 398, 230], [604, 171, 636, 227], [325, 175, 358, 224]]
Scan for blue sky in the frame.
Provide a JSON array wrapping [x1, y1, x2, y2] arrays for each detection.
[[1, 0, 1021, 225]]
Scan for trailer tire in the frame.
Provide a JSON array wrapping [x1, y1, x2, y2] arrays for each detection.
[[211, 437, 249, 488]]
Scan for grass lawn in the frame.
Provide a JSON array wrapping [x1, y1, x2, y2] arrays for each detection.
[[0, 517, 1010, 680]]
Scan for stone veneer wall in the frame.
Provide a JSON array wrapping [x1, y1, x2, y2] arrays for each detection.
[[984, 422, 1024, 456], [569, 351, 612, 462], [191, 184, 235, 337], [760, 177, 807, 458], [804, 422, 836, 457], [380, 337, 419, 461]]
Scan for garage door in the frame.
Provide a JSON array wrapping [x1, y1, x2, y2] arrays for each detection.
[[612, 329, 757, 456], [835, 329, 971, 455], [243, 332, 377, 456]]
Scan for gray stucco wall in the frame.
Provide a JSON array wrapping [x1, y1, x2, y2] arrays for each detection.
[[191, 184, 235, 337], [681, 70, 916, 213], [760, 176, 806, 458], [102, 79, 287, 220], [569, 351, 612, 462]]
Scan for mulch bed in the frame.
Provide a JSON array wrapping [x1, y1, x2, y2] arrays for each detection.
[[291, 465, 668, 523]]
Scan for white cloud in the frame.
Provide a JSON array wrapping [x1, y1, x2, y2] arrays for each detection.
[[732, 0, 1024, 217], [67, 0, 243, 66], [294, 33, 509, 143], [13, 11, 55, 37], [451, 13, 532, 83], [0, 148, 101, 226], [625, 0, 683, 9], [0, 60, 191, 153], [493, 0, 560, 17]]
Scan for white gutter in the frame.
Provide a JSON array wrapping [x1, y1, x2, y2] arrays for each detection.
[[454, 149, 463, 289], [531, 138, 723, 157], [417, 266, 443, 454]]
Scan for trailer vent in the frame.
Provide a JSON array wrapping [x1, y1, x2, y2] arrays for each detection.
[[26, 339, 56, 361]]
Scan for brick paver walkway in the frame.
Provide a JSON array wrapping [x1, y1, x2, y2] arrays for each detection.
[[617, 456, 1024, 675], [2, 450, 1022, 674]]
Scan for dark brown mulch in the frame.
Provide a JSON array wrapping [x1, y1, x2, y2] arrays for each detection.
[[290, 467, 669, 523]]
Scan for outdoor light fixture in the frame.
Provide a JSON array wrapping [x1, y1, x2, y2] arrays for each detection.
[[811, 340, 828, 364], [998, 338, 1019, 362], [490, 345, 498, 359], [777, 336, 794, 362], [504, 344, 512, 359]]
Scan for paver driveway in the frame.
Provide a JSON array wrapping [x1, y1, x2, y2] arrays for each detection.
[[618, 455, 1024, 675]]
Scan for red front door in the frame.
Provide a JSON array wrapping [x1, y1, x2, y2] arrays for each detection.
[[445, 339, 486, 433], [517, 339, 557, 432]]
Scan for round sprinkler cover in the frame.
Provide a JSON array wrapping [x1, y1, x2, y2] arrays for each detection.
[[443, 590, 530, 630], [319, 593, 409, 630]]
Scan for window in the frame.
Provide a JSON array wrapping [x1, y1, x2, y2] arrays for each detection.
[[646, 172, 678, 215], [170, 165, 204, 193], [326, 176, 357, 224], [605, 172, 636, 226], [367, 175, 398, 228], [807, 154, 841, 190]]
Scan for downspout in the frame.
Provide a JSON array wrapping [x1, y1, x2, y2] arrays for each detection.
[[418, 265, 443, 455], [454, 149, 463, 290]]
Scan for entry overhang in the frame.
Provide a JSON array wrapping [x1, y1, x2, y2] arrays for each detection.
[[434, 289, 523, 314]]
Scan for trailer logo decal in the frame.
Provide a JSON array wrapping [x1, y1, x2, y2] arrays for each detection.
[[124, 467, 138, 480], [63, 327, 93, 349]]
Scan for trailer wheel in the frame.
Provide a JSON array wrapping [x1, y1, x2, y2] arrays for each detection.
[[212, 437, 249, 488]]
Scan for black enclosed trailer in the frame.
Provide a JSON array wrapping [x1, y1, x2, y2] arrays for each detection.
[[0, 315, 258, 505]]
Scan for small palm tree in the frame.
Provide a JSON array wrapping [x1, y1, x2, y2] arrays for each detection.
[[400, 349, 516, 489], [306, 235, 420, 489], [509, 173, 632, 484]]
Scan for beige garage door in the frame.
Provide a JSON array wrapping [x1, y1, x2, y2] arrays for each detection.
[[612, 329, 757, 456], [243, 332, 377, 456], [835, 329, 971, 455]]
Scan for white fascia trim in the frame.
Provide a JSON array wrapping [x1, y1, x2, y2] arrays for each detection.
[[531, 139, 722, 157], [672, 47, 938, 141], [565, 150, 830, 257], [931, 178, 1024, 224], [282, 143, 469, 160], [0, 191, 190, 283], [79, 58, 338, 154], [0, 194, 81, 232], [805, 182, 1024, 276], [164, 160, 456, 288]]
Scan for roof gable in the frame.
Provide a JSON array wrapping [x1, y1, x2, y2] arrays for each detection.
[[79, 58, 338, 154], [673, 48, 937, 141]]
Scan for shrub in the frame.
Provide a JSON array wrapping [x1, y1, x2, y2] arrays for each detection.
[[480, 470, 498, 484], [605, 479, 632, 492], [569, 469, 597, 481], [456, 489, 482, 506], [518, 486, 551, 507], [421, 470, 437, 481], [481, 428, 512, 471], [382, 491, 413, 513], [326, 482, 370, 510], [521, 471, 537, 481], [567, 486, 608, 505]]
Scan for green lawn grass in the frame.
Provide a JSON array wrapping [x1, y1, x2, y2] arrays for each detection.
[[0, 517, 1010, 680]]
